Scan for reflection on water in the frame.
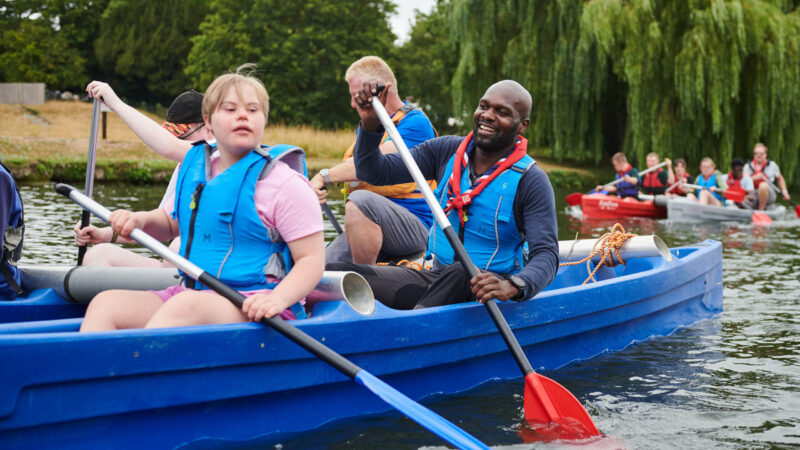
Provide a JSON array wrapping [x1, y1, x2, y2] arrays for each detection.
[[17, 183, 800, 448]]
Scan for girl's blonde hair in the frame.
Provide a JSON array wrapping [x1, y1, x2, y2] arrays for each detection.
[[203, 64, 270, 122], [344, 56, 398, 95]]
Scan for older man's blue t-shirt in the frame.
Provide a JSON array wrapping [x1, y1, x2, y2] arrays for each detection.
[[380, 107, 436, 228]]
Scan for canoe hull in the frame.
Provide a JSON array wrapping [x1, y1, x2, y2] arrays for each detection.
[[581, 193, 666, 219], [667, 198, 786, 223], [0, 241, 723, 448]]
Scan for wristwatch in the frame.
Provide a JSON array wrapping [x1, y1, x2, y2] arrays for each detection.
[[505, 275, 526, 301], [320, 168, 332, 185]]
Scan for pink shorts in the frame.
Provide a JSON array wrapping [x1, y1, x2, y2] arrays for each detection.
[[150, 284, 297, 320]]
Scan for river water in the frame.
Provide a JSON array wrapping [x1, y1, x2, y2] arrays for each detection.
[[17, 182, 800, 449]]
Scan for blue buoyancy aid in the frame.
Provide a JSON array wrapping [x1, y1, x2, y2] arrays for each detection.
[[615, 165, 639, 198], [426, 153, 535, 275], [695, 172, 724, 202], [0, 160, 23, 298], [172, 143, 304, 292]]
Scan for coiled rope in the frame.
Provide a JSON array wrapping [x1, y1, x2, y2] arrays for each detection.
[[376, 259, 426, 271], [559, 223, 638, 284]]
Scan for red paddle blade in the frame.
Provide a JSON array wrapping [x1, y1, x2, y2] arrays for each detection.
[[794, 205, 800, 218], [522, 372, 600, 441], [751, 211, 773, 226], [565, 192, 584, 207], [724, 188, 746, 202]]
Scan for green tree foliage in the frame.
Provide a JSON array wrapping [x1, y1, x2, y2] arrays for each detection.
[[185, 0, 396, 129], [0, 0, 108, 90], [95, 0, 210, 105], [449, 0, 800, 188], [391, 1, 460, 134]]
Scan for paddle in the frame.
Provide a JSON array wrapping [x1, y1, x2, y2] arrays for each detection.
[[763, 177, 800, 218], [367, 85, 600, 439], [77, 100, 101, 265], [565, 161, 668, 206], [55, 183, 488, 450], [681, 184, 746, 202], [320, 189, 343, 234]]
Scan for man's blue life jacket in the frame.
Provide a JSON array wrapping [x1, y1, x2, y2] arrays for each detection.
[[425, 153, 535, 275]]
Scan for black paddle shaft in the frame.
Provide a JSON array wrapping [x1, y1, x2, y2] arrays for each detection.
[[77, 210, 90, 265], [197, 273, 360, 378], [443, 227, 536, 377]]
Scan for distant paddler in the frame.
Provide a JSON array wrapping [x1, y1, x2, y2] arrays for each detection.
[[743, 143, 791, 210], [639, 152, 675, 196]]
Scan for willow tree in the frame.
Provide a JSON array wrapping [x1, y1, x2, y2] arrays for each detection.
[[449, 0, 800, 187]]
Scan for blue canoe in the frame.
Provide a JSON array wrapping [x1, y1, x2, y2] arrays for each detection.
[[0, 240, 723, 448]]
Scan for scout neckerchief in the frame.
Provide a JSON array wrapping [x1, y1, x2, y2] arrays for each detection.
[[443, 131, 527, 226]]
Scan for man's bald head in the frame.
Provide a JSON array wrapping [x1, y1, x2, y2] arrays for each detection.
[[484, 80, 532, 120]]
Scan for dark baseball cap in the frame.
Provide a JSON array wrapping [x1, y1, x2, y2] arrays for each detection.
[[162, 90, 204, 138]]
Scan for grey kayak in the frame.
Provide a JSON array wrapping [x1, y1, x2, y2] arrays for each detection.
[[666, 198, 786, 223]]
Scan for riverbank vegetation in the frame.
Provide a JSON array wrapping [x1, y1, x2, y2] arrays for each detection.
[[2, 0, 797, 187], [0, 101, 595, 185]]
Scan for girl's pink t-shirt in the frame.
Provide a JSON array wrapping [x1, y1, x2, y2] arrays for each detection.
[[156, 154, 323, 318], [163, 153, 323, 243]]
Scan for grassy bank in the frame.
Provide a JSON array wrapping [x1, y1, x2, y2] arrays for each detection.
[[1, 101, 597, 187]]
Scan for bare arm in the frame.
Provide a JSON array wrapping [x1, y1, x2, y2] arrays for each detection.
[[241, 231, 325, 321], [110, 208, 179, 243], [665, 158, 675, 185], [86, 81, 193, 162], [309, 140, 400, 200], [776, 174, 791, 200]]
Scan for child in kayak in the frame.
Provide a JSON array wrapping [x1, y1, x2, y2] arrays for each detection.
[[79, 66, 324, 331], [596, 152, 639, 199], [686, 157, 727, 206], [666, 158, 693, 196], [639, 152, 675, 195]]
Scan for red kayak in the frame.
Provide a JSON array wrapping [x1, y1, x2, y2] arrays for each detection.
[[580, 193, 666, 219]]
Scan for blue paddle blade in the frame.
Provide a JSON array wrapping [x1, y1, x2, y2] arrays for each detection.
[[355, 370, 489, 450]]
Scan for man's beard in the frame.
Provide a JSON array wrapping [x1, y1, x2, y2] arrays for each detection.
[[473, 124, 518, 154]]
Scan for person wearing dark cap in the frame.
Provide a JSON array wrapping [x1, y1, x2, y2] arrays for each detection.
[[74, 83, 214, 267], [162, 90, 205, 139]]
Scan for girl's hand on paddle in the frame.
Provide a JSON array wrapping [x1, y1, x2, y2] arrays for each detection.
[[242, 293, 291, 321], [108, 209, 145, 238], [73, 222, 112, 245], [86, 81, 121, 109], [352, 80, 391, 132], [470, 272, 518, 302]]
